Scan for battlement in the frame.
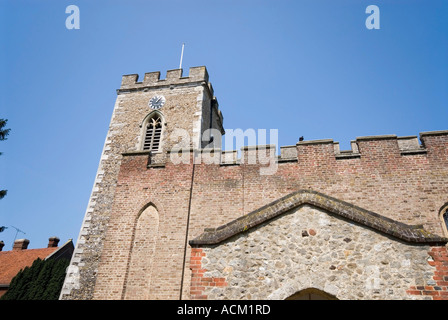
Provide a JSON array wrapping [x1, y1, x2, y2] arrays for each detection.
[[123, 130, 448, 168], [221, 130, 447, 165], [118, 66, 213, 95]]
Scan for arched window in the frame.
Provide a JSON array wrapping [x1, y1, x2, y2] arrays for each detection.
[[143, 113, 163, 152], [444, 210, 448, 227], [443, 208, 448, 236]]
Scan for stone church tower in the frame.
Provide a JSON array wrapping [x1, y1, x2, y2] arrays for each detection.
[[60, 66, 448, 300], [59, 66, 224, 299]]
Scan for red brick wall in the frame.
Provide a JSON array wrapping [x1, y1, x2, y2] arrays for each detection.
[[94, 132, 448, 299], [94, 157, 196, 300], [190, 248, 227, 300], [123, 204, 159, 300], [407, 246, 448, 300]]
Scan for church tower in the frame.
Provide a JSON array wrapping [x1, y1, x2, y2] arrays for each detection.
[[60, 66, 224, 300], [118, 66, 224, 155]]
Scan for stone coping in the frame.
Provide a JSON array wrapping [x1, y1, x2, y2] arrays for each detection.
[[190, 190, 448, 246], [420, 130, 448, 137], [296, 139, 334, 146], [355, 134, 397, 141]]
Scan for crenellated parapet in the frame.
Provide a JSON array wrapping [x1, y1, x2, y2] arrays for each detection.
[[121, 130, 448, 170], [230, 130, 446, 166], [118, 66, 214, 96]]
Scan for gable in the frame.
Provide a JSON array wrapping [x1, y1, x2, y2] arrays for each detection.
[[191, 204, 442, 300], [190, 190, 448, 246], [188, 192, 448, 300]]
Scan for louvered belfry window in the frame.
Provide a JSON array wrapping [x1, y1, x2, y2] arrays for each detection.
[[143, 115, 162, 151]]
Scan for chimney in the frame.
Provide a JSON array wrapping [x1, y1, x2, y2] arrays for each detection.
[[13, 239, 30, 251], [0, 241, 4, 251], [48, 236, 60, 248]]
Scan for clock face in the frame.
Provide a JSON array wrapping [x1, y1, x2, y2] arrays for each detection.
[[149, 95, 166, 110]]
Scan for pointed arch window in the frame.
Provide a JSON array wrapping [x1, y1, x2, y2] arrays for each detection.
[[440, 204, 448, 237], [443, 209, 448, 235], [143, 114, 163, 152]]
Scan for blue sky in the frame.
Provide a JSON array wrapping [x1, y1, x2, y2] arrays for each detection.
[[0, 0, 447, 249]]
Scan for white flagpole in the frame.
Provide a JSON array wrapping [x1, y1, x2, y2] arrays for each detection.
[[179, 43, 185, 69]]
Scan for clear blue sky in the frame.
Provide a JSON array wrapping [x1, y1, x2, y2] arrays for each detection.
[[0, 0, 447, 249]]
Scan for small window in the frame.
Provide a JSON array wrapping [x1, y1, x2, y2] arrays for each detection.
[[143, 115, 162, 152]]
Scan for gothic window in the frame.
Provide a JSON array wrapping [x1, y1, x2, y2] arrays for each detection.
[[443, 209, 448, 234], [143, 114, 163, 151], [440, 205, 448, 237]]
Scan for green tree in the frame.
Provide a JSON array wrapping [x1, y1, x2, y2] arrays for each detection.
[[42, 259, 70, 300], [0, 258, 70, 300], [0, 118, 10, 200]]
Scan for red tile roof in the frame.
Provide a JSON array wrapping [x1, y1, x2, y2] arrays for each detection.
[[0, 247, 59, 285]]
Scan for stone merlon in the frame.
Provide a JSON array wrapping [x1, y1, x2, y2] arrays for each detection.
[[121, 130, 448, 167], [118, 66, 212, 95]]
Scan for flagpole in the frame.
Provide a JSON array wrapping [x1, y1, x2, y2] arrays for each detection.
[[179, 43, 185, 69]]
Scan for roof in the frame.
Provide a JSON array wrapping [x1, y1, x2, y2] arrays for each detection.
[[190, 189, 448, 246], [0, 246, 60, 286]]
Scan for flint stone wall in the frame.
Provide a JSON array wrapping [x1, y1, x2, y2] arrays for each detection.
[[198, 205, 435, 300]]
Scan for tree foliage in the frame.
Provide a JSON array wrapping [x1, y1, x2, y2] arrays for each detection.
[[0, 118, 10, 199], [0, 258, 69, 300], [0, 119, 9, 141]]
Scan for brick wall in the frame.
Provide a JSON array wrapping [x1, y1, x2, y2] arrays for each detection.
[[190, 248, 228, 300], [90, 131, 447, 300], [407, 246, 448, 300]]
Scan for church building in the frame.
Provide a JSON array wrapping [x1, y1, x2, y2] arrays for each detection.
[[60, 66, 448, 300]]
